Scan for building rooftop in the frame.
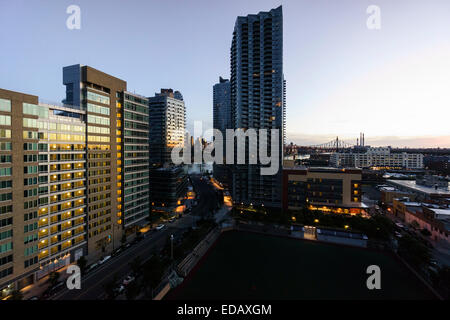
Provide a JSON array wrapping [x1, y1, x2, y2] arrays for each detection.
[[388, 179, 450, 196]]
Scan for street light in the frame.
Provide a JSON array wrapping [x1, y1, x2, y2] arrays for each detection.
[[170, 234, 174, 260]]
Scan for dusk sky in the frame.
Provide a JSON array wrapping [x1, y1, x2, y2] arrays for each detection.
[[1, 0, 449, 147]]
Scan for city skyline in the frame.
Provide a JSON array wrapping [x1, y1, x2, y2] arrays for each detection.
[[1, 0, 449, 148]]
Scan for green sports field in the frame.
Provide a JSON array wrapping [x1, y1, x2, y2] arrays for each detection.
[[168, 231, 435, 300]]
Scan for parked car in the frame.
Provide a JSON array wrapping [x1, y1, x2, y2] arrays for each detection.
[[98, 255, 111, 265], [87, 262, 99, 273], [394, 231, 403, 238], [156, 224, 165, 230], [122, 275, 135, 286], [114, 285, 125, 295]]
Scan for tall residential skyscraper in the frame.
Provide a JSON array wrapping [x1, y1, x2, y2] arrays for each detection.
[[148, 89, 186, 167], [230, 6, 285, 208], [63, 65, 125, 262], [213, 77, 232, 186]]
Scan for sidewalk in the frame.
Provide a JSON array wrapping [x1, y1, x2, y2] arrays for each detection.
[[20, 264, 73, 300]]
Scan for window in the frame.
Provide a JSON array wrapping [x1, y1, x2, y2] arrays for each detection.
[[0, 99, 11, 112], [0, 115, 11, 126], [0, 129, 11, 138], [87, 114, 110, 126], [0, 193, 12, 202], [0, 155, 11, 163], [0, 181, 11, 189], [87, 91, 110, 105], [23, 103, 48, 118], [23, 118, 38, 128], [0, 142, 11, 150], [0, 168, 12, 177], [87, 103, 110, 115]]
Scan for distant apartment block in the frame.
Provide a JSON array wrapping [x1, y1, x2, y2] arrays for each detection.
[[330, 147, 424, 169], [213, 77, 231, 186], [282, 161, 366, 215], [148, 89, 186, 167]]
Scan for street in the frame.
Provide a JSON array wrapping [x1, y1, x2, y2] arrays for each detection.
[[50, 174, 220, 300]]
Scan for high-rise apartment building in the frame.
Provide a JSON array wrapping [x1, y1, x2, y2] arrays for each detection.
[[0, 65, 153, 295], [230, 6, 285, 208], [0, 89, 88, 293], [148, 89, 187, 217], [213, 77, 232, 186], [63, 64, 125, 262], [120, 92, 150, 231], [148, 89, 186, 167]]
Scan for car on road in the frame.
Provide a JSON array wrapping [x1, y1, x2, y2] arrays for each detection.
[[114, 285, 125, 295], [98, 255, 111, 265], [156, 224, 165, 230], [168, 218, 175, 223], [122, 275, 135, 286], [394, 231, 403, 238], [87, 262, 99, 273]]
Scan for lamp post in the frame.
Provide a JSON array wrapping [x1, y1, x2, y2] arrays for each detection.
[[170, 234, 174, 260]]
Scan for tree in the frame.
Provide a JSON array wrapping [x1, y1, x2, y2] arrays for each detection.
[[77, 256, 87, 275], [398, 234, 431, 268]]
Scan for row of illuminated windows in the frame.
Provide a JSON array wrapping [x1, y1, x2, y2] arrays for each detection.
[[88, 200, 110, 212], [89, 161, 110, 168], [88, 177, 110, 185], [88, 114, 110, 126], [87, 91, 110, 105], [0, 115, 11, 126], [88, 125, 110, 135], [36, 121, 84, 132], [88, 135, 110, 143], [0, 98, 11, 112], [23, 103, 48, 118], [87, 144, 110, 151], [49, 133, 86, 142], [89, 169, 110, 177], [88, 103, 110, 115], [88, 208, 110, 221]]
